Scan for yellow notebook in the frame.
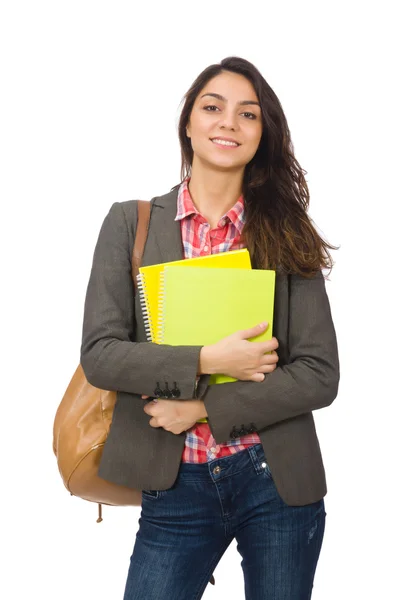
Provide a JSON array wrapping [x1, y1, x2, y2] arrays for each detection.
[[137, 249, 251, 344], [158, 267, 276, 385]]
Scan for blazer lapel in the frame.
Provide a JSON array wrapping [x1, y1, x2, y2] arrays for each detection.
[[141, 186, 184, 266]]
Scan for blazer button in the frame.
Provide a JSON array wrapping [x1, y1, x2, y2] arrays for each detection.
[[153, 382, 163, 398], [171, 382, 181, 398], [163, 382, 172, 398], [230, 426, 238, 439]]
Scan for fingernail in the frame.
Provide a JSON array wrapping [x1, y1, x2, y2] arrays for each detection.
[[260, 322, 268, 328]]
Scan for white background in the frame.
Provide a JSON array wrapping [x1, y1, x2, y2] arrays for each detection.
[[1, 1, 396, 598]]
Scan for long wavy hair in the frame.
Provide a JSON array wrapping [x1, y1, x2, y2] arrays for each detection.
[[177, 56, 338, 277]]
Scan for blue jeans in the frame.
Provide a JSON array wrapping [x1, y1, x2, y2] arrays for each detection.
[[123, 443, 326, 600]]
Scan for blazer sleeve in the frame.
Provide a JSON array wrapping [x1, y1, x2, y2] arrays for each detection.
[[80, 202, 202, 399], [200, 270, 340, 443]]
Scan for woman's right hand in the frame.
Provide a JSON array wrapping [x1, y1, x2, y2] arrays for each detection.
[[199, 322, 279, 382]]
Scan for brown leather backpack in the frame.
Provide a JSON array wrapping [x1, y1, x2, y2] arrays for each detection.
[[53, 200, 151, 521], [53, 199, 217, 586]]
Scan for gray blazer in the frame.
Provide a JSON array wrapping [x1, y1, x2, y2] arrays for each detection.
[[80, 187, 339, 506]]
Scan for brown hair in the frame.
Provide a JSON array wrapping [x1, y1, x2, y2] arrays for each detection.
[[177, 56, 338, 277]]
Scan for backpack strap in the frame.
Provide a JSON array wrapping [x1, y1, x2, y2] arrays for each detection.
[[95, 202, 151, 525], [131, 200, 152, 292]]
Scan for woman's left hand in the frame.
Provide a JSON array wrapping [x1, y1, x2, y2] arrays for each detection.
[[143, 398, 207, 434]]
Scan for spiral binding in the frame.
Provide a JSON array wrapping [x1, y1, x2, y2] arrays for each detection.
[[157, 270, 166, 344], [136, 273, 153, 342]]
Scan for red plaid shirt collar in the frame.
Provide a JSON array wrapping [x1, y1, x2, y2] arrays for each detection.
[[175, 178, 246, 232]]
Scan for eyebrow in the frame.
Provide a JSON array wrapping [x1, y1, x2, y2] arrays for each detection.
[[200, 92, 260, 107]]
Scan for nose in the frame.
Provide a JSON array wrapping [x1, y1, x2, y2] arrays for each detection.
[[218, 110, 239, 131]]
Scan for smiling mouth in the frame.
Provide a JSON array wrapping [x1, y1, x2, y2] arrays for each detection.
[[210, 138, 241, 148]]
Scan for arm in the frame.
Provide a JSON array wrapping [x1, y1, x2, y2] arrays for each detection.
[[200, 271, 340, 443], [80, 202, 202, 399]]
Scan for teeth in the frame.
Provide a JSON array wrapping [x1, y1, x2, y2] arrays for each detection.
[[212, 139, 238, 147]]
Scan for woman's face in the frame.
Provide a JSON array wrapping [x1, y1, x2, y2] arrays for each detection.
[[186, 71, 263, 173]]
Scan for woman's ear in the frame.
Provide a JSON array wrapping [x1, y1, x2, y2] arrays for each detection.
[[186, 123, 191, 138]]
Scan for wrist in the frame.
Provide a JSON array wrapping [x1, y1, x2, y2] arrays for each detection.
[[198, 345, 217, 375], [196, 400, 208, 420]]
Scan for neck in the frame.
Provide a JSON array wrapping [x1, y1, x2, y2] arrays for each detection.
[[187, 160, 244, 229]]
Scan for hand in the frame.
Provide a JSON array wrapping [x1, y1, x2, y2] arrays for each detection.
[[199, 322, 279, 383], [143, 399, 207, 435]]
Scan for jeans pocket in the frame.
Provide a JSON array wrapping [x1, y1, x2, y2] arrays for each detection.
[[263, 463, 273, 481], [254, 444, 273, 481], [141, 489, 161, 500]]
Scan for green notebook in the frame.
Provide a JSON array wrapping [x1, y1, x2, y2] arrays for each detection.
[[158, 266, 276, 384]]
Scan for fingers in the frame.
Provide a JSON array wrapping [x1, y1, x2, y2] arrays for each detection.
[[262, 351, 279, 366], [256, 352, 279, 371], [246, 362, 276, 381], [246, 350, 279, 381], [257, 363, 277, 374], [259, 349, 279, 361], [237, 322, 269, 340], [144, 401, 159, 419], [254, 337, 279, 353], [250, 372, 266, 383], [235, 326, 279, 353]]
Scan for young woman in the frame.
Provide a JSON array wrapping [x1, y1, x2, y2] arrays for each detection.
[[81, 56, 339, 600]]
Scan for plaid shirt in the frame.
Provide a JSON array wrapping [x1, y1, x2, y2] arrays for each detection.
[[175, 178, 261, 463]]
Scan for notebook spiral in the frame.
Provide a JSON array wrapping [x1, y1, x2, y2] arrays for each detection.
[[136, 273, 154, 342], [157, 270, 166, 344]]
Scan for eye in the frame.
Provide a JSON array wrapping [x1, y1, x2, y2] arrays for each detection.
[[203, 105, 220, 112], [241, 112, 257, 120]]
